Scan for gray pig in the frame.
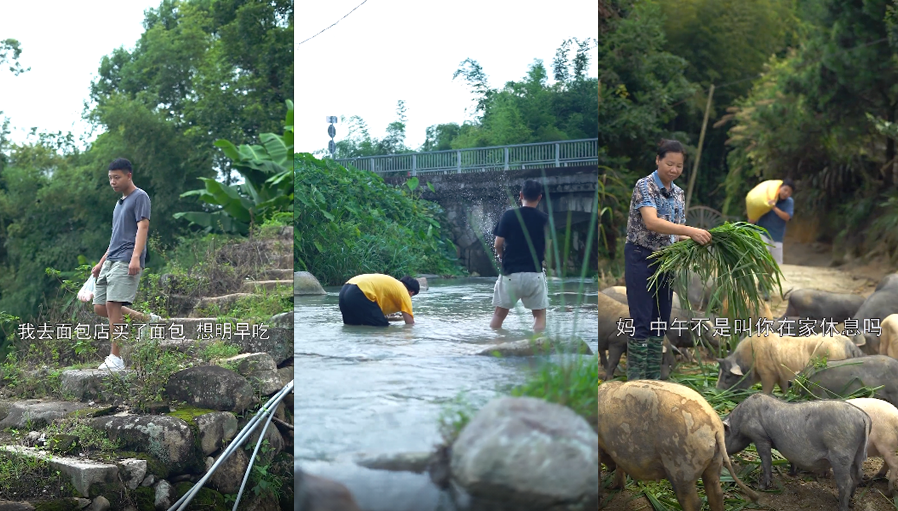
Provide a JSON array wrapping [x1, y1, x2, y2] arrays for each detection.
[[781, 288, 865, 323], [722, 393, 871, 511], [687, 271, 715, 310], [850, 273, 898, 354], [801, 356, 898, 409]]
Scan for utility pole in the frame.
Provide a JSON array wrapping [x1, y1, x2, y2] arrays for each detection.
[[685, 84, 715, 212], [326, 116, 337, 159]]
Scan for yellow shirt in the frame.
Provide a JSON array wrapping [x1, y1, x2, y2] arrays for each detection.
[[347, 274, 414, 317]]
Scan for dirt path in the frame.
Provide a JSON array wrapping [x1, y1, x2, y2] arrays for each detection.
[[767, 240, 894, 316], [601, 242, 898, 511]]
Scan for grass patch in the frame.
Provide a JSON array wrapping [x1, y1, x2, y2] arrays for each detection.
[[510, 352, 598, 427], [199, 285, 292, 324], [0, 449, 78, 500]]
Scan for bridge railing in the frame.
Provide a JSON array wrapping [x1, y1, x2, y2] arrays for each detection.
[[335, 138, 598, 176]]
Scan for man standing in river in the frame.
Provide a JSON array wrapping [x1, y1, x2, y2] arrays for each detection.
[[490, 179, 550, 332], [93, 158, 159, 371]]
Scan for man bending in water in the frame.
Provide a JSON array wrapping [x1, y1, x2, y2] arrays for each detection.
[[339, 273, 420, 327]]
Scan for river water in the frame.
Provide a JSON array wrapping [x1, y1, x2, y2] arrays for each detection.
[[294, 277, 599, 511]]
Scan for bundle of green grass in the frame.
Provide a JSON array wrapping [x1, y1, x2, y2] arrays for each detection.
[[647, 222, 785, 324]]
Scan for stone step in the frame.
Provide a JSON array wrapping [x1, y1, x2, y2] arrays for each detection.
[[258, 268, 293, 281], [0, 445, 119, 497], [240, 280, 293, 293], [61, 370, 137, 402], [190, 293, 257, 316], [0, 399, 93, 429]]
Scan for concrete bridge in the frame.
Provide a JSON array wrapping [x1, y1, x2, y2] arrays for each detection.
[[336, 139, 599, 276], [382, 164, 598, 277]]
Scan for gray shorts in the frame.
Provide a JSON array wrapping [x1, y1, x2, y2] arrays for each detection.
[[492, 271, 549, 310], [93, 260, 143, 306]]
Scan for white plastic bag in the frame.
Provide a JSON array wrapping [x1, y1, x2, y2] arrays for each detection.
[[77, 275, 96, 303]]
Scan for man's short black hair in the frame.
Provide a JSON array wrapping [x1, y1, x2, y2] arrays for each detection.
[[782, 178, 795, 192], [399, 276, 420, 295], [521, 180, 543, 201], [108, 158, 132, 174]]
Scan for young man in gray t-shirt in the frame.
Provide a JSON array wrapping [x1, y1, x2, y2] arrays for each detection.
[[92, 158, 158, 371]]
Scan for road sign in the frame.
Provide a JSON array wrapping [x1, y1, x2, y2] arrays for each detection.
[[326, 116, 338, 124], [327, 124, 336, 138], [328, 140, 336, 154]]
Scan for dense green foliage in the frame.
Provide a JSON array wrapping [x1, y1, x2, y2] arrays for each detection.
[[0, 0, 293, 320], [600, 0, 898, 265], [176, 100, 294, 234], [328, 38, 598, 158], [294, 153, 462, 285]]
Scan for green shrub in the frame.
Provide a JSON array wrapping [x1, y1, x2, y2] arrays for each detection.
[[294, 153, 463, 284]]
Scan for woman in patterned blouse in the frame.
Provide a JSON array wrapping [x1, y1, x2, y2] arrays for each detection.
[[622, 139, 712, 381]]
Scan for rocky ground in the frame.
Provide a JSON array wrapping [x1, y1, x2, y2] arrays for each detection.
[[0, 228, 295, 511]]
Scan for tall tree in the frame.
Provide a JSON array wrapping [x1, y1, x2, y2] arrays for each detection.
[[90, 0, 293, 185]]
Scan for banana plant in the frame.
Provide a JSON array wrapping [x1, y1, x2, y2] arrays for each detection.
[[174, 99, 294, 234]]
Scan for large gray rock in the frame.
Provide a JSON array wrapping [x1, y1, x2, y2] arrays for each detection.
[[86, 496, 110, 511], [244, 421, 285, 462], [154, 480, 174, 510], [269, 311, 293, 329], [230, 326, 292, 366], [296, 467, 362, 511], [0, 399, 91, 429], [415, 277, 429, 292], [89, 415, 201, 474], [118, 458, 148, 490], [449, 396, 598, 511], [221, 353, 282, 395], [166, 366, 255, 413], [60, 369, 135, 402], [207, 449, 248, 495], [277, 366, 293, 388], [476, 337, 593, 357], [0, 446, 118, 497], [241, 492, 280, 511], [195, 412, 238, 456], [295, 271, 326, 295]]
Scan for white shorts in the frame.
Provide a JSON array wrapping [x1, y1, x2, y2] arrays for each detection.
[[492, 272, 549, 310], [761, 234, 783, 265]]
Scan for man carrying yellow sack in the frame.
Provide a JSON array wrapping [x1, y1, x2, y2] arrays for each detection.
[[339, 274, 420, 326], [751, 178, 795, 299]]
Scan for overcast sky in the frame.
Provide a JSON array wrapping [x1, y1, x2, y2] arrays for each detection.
[[296, 0, 598, 155], [0, 1, 159, 148]]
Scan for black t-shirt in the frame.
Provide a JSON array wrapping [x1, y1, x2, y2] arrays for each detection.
[[493, 207, 549, 275]]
